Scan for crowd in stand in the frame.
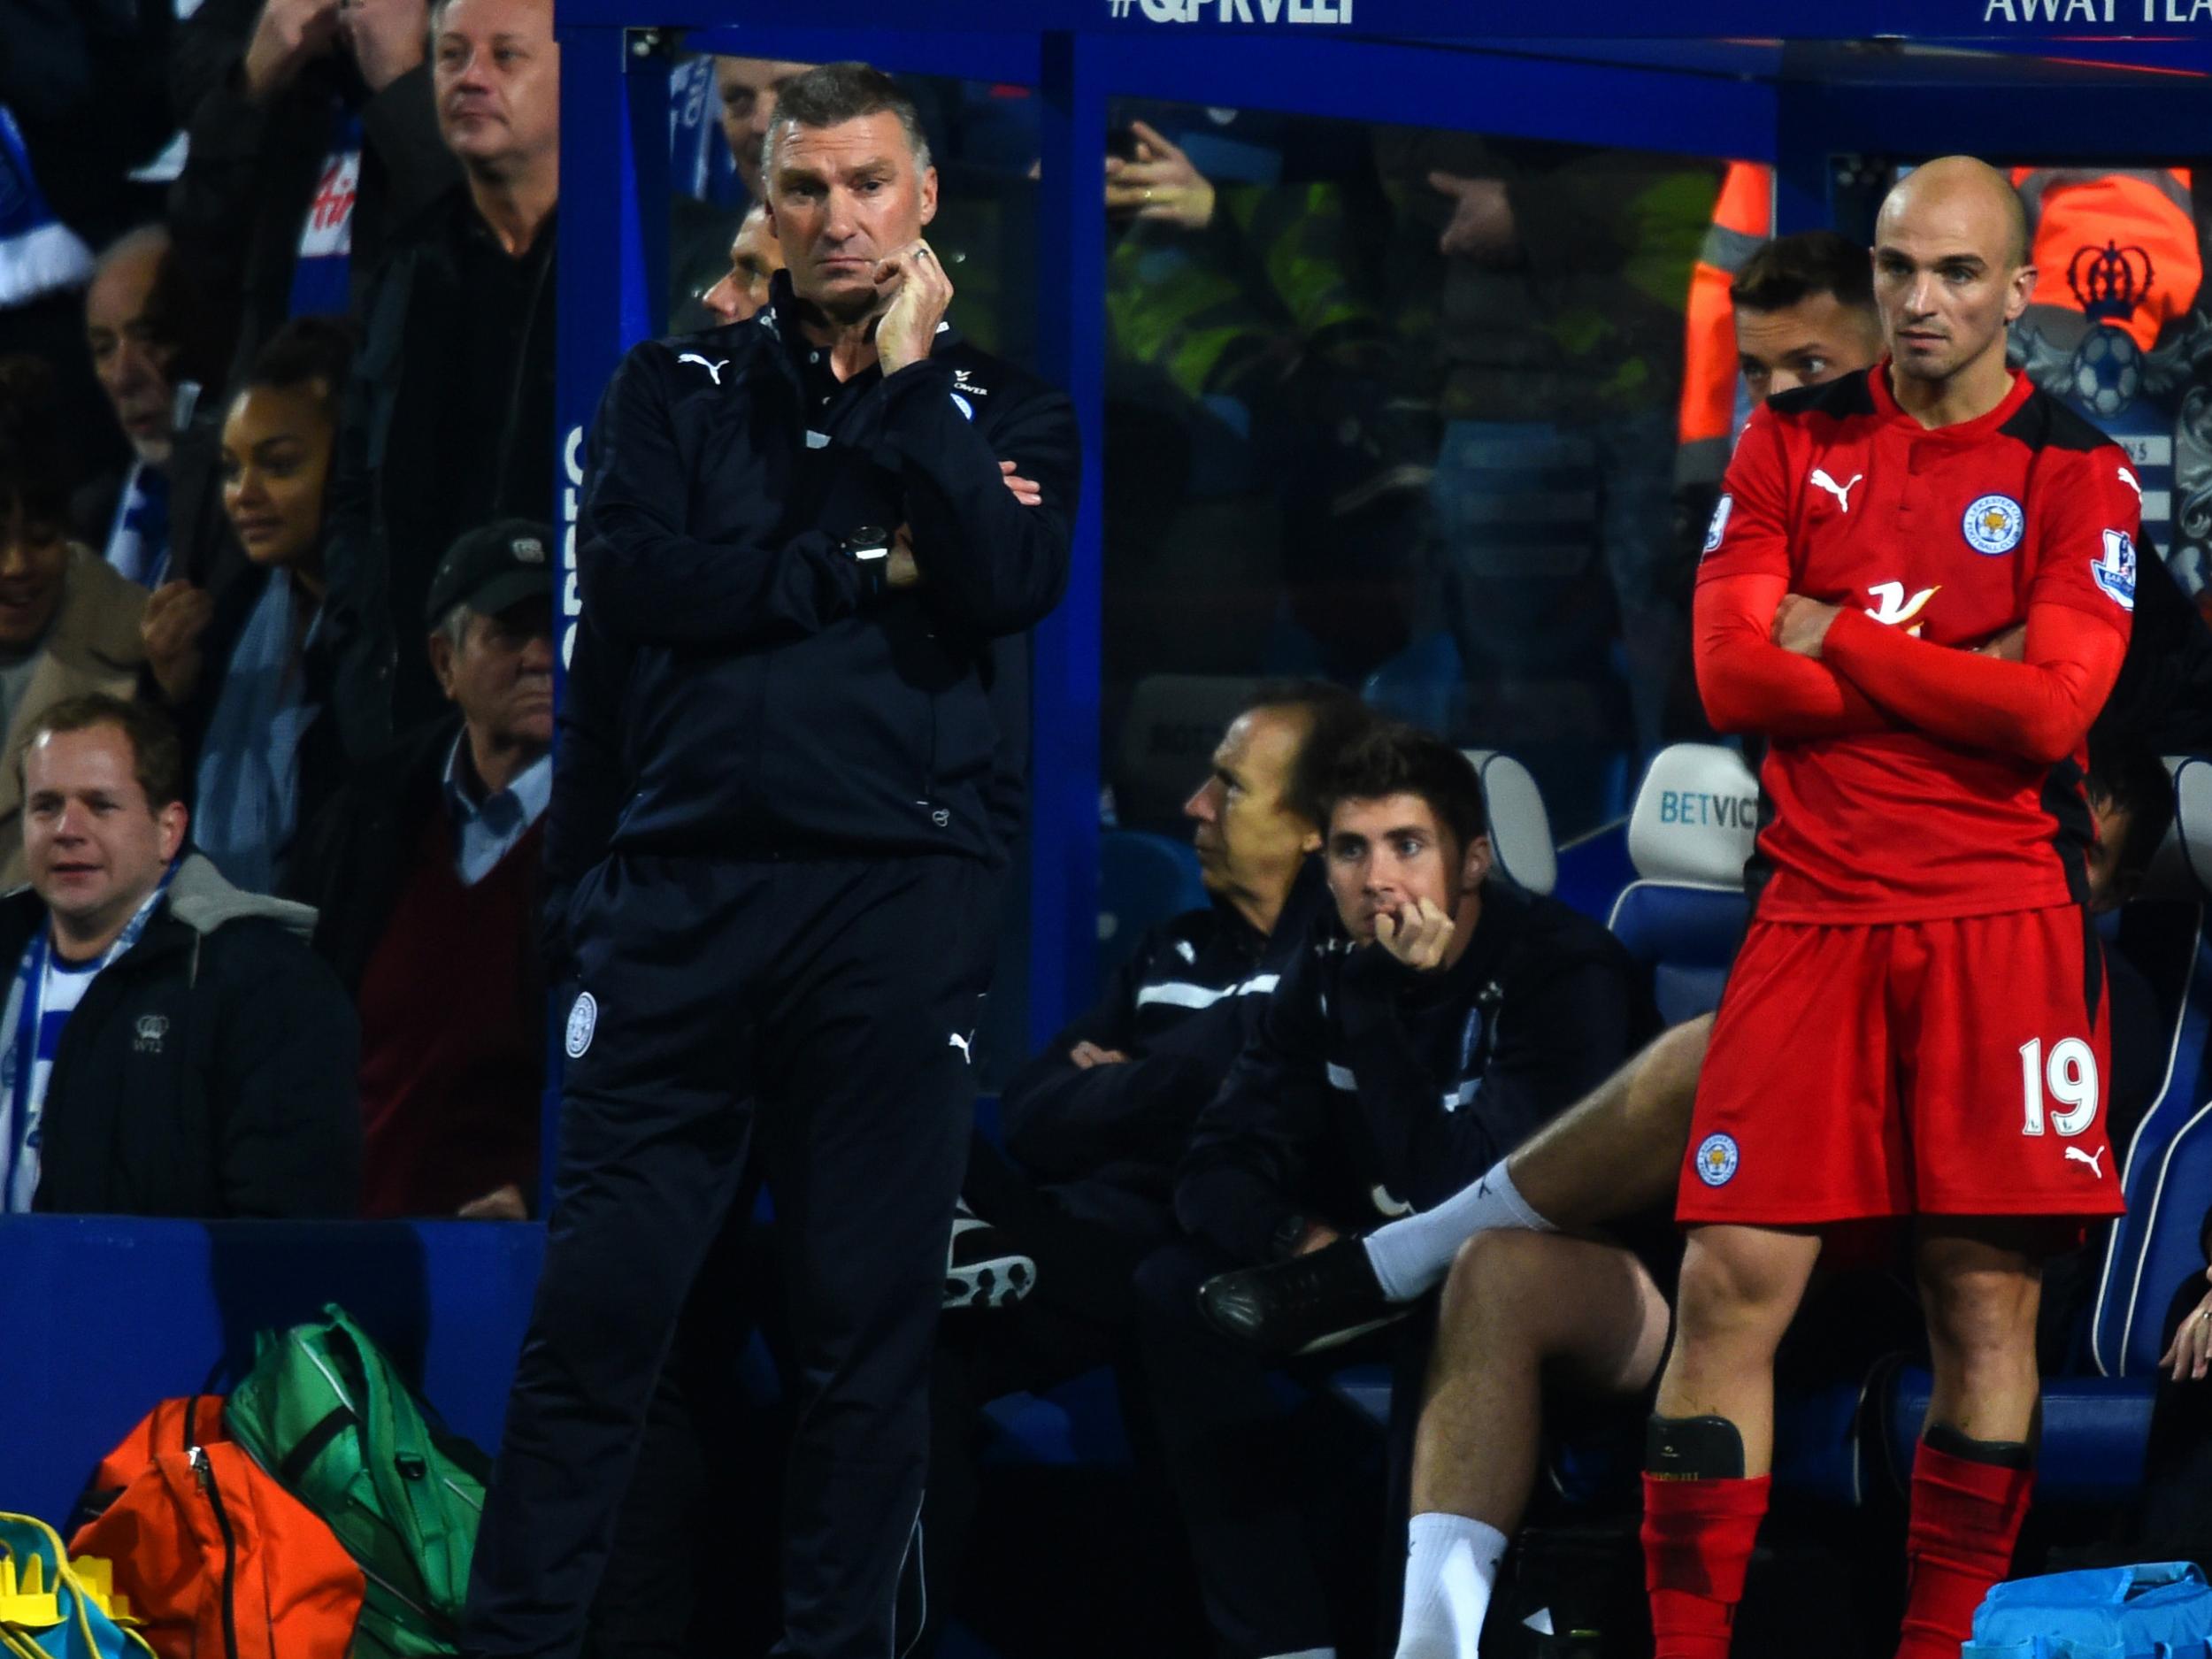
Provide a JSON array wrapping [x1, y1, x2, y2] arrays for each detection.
[[14, 11, 2212, 1658], [0, 0, 558, 1224]]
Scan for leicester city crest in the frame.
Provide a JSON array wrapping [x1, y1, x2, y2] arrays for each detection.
[[1962, 494, 2024, 556]]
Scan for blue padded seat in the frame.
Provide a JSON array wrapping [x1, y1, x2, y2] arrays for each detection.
[[1607, 744, 1759, 1025], [1881, 1364, 2153, 1507], [2090, 757, 2212, 1381]]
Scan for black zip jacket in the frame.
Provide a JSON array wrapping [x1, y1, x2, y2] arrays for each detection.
[[1176, 883, 1657, 1267], [555, 273, 1077, 870], [1000, 895, 1298, 1242], [7, 853, 361, 1218]]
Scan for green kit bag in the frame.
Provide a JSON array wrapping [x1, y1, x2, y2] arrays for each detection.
[[222, 1306, 489, 1659]]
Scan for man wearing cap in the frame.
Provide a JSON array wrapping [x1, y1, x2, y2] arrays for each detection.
[[284, 518, 556, 1219]]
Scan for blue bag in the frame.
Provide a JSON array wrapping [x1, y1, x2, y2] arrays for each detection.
[[0, 1513, 154, 1659], [1965, 1563, 2212, 1659]]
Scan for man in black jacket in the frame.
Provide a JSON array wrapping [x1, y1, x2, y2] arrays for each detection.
[[1133, 724, 1655, 1659], [321, 0, 557, 758], [465, 63, 1077, 1659], [2, 693, 357, 1218]]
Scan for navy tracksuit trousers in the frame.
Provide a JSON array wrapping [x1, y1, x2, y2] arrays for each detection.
[[465, 850, 992, 1659]]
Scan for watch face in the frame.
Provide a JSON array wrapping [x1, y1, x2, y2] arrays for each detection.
[[849, 525, 890, 549]]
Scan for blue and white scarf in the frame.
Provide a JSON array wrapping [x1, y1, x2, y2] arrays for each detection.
[[0, 107, 93, 311], [0, 864, 175, 1210]]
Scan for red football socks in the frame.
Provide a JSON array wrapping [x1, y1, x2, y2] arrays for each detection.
[[1895, 1437, 2034, 1659], [1642, 1472, 1771, 1659]]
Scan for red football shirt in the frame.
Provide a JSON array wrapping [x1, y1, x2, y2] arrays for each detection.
[[1698, 363, 2140, 923]]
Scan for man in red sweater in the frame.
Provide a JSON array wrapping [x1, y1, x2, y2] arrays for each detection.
[[1646, 156, 2139, 1657], [284, 518, 555, 1217]]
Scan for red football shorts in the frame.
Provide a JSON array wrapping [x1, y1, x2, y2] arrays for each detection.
[[1678, 907, 2125, 1225]]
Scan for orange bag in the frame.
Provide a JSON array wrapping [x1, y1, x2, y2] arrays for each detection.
[[70, 1400, 363, 1659]]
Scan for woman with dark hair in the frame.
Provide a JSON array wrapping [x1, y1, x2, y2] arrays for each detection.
[[141, 315, 356, 893], [0, 357, 150, 885]]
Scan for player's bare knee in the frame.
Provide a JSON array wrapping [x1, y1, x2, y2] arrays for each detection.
[[1440, 1227, 1547, 1329], [1924, 1270, 2041, 1361], [1672, 1234, 1809, 1356]]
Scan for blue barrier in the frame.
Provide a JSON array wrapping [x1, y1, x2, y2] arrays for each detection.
[[0, 1218, 542, 1529]]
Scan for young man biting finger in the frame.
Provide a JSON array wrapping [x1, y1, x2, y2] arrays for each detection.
[[1131, 723, 1655, 1659]]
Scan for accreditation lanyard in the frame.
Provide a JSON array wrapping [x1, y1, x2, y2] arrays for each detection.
[[2, 867, 176, 1207]]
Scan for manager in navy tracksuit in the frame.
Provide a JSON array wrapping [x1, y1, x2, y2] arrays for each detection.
[[463, 64, 1077, 1659]]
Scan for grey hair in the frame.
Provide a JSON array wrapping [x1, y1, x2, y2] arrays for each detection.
[[434, 602, 473, 653], [761, 61, 931, 184]]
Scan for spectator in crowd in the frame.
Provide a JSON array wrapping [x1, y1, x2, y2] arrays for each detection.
[[1134, 724, 1655, 1659], [670, 58, 810, 333], [80, 227, 186, 589], [322, 0, 558, 760], [0, 358, 149, 889], [2, 694, 358, 1217], [698, 204, 784, 327], [717, 58, 809, 201], [166, 0, 462, 376], [1377, 134, 1716, 810], [157, 0, 464, 597], [142, 316, 354, 895], [914, 683, 1369, 1647], [284, 518, 552, 1220]]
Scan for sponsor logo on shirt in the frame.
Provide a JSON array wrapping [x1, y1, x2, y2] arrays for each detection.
[[297, 150, 357, 258], [1864, 581, 1940, 634], [2094, 528, 2138, 611], [1962, 493, 2025, 556], [1694, 1132, 1740, 1187], [1701, 494, 1732, 557]]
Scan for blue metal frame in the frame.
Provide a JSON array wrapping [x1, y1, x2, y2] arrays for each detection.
[[557, 0, 2212, 41], [552, 13, 2212, 1069]]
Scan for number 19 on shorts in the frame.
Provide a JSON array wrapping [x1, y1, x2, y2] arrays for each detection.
[[2019, 1037, 2099, 1137]]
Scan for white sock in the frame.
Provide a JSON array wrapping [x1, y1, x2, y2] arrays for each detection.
[[1363, 1156, 1555, 1302], [1394, 1512, 1508, 1659]]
